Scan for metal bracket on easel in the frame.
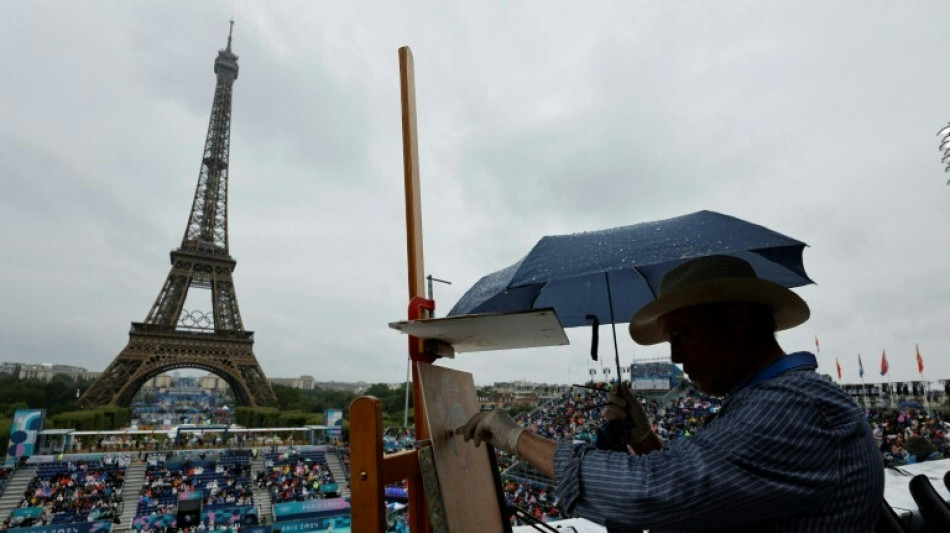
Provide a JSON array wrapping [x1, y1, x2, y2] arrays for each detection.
[[408, 296, 436, 363], [408, 296, 455, 361]]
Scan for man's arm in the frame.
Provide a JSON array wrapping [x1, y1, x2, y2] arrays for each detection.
[[514, 431, 557, 479], [459, 407, 662, 481]]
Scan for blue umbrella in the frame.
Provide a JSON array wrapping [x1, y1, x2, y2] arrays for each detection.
[[449, 211, 813, 377]]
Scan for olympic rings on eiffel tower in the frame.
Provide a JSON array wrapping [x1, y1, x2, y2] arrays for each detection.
[[179, 309, 214, 329]]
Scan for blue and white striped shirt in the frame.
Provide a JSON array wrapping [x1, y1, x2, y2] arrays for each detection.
[[554, 356, 884, 532]]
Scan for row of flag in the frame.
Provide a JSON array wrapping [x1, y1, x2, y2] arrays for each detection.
[[816, 336, 925, 381]]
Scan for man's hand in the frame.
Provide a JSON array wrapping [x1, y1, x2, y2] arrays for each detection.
[[456, 409, 524, 456], [604, 384, 652, 444]]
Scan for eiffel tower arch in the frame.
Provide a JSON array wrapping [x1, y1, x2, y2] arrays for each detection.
[[80, 23, 276, 408]]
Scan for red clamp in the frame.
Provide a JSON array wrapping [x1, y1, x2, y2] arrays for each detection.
[[408, 296, 436, 363]]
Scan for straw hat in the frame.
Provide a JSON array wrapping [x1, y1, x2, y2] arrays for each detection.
[[628, 255, 810, 345]]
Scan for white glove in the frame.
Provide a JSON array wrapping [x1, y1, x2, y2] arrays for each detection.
[[457, 409, 524, 455], [604, 384, 652, 444]]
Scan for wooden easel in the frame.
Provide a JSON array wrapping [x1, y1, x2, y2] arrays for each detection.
[[350, 47, 568, 533], [349, 46, 435, 533]]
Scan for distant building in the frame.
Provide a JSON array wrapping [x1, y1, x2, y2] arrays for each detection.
[[270, 375, 316, 390], [313, 381, 369, 394], [140, 374, 174, 390], [0, 361, 99, 382], [200, 374, 230, 391]]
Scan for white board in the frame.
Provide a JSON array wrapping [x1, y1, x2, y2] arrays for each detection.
[[389, 309, 569, 353]]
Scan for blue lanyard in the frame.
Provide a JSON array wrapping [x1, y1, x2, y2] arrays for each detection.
[[731, 351, 818, 394]]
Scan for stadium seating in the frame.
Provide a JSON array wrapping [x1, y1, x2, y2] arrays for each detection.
[[136, 452, 253, 524], [0, 468, 11, 496], [9, 460, 126, 527], [257, 451, 337, 503]]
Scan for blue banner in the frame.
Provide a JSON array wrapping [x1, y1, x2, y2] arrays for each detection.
[[324, 409, 343, 438], [164, 460, 216, 471], [206, 505, 259, 526], [133, 514, 175, 532], [264, 515, 350, 533], [8, 520, 112, 533], [11, 507, 44, 519], [273, 498, 350, 521], [385, 486, 408, 501], [5, 409, 45, 466]]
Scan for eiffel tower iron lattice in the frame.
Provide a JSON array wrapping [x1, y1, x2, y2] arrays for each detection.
[[80, 23, 277, 408]]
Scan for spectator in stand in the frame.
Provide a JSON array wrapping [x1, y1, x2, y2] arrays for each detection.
[[903, 436, 940, 464]]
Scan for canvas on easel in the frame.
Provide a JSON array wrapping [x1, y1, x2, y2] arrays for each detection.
[[417, 363, 508, 532]]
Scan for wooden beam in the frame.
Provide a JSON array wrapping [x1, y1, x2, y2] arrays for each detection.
[[382, 448, 421, 484], [400, 45, 431, 533], [349, 396, 385, 532], [401, 46, 425, 300]]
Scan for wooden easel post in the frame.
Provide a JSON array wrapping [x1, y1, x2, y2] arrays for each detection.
[[350, 397, 424, 531], [400, 44, 433, 533], [349, 396, 385, 531], [349, 45, 432, 533]]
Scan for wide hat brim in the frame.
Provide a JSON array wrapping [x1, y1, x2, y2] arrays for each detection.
[[628, 277, 810, 345]]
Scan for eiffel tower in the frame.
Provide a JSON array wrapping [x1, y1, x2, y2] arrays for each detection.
[[80, 23, 277, 408]]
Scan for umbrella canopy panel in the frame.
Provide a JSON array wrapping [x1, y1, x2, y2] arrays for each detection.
[[449, 210, 813, 327]]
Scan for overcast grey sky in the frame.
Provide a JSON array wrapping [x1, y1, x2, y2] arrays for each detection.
[[1, 1, 948, 388]]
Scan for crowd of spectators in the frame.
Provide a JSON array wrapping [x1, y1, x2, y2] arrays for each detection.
[[382, 428, 413, 453], [647, 392, 719, 442], [870, 408, 950, 465], [256, 452, 336, 503], [137, 452, 253, 521], [513, 383, 720, 446], [514, 387, 607, 442], [502, 478, 564, 527], [6, 460, 126, 528]]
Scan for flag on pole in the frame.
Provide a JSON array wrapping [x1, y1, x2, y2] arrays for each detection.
[[858, 354, 864, 378], [916, 344, 924, 374], [815, 335, 820, 353], [835, 358, 842, 380], [880, 349, 889, 376]]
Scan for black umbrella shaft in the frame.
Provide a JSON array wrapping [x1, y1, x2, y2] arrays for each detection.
[[605, 272, 622, 389]]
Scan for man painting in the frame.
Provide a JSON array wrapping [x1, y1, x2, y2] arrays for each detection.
[[459, 255, 883, 531]]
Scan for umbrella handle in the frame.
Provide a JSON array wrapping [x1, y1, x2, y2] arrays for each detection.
[[586, 315, 599, 361], [603, 273, 623, 390]]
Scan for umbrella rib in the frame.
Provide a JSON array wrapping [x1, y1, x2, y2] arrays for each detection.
[[631, 267, 657, 299]]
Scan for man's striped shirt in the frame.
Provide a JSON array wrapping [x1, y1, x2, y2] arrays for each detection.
[[554, 357, 884, 532]]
